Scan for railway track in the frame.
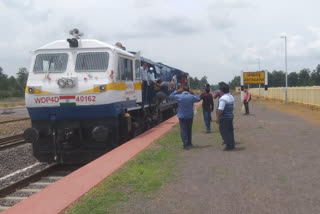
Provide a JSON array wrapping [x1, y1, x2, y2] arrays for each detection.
[[0, 134, 26, 150], [0, 164, 81, 212], [0, 118, 30, 125]]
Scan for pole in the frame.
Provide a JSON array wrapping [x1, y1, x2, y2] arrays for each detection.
[[285, 37, 288, 104], [281, 36, 288, 104], [257, 58, 261, 98]]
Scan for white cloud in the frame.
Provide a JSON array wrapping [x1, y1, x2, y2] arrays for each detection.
[[1, 0, 320, 83]]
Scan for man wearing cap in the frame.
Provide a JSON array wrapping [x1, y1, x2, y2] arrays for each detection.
[[169, 86, 200, 149]]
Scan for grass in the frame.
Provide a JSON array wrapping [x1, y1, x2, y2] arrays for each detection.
[[0, 97, 25, 108], [278, 176, 287, 183], [64, 115, 200, 214]]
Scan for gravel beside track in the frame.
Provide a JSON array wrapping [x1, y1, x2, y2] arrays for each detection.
[[0, 119, 31, 137], [0, 144, 46, 189], [0, 164, 80, 210], [0, 107, 28, 118]]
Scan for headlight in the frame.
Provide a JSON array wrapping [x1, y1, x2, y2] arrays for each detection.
[[57, 79, 66, 88], [100, 85, 106, 91], [66, 79, 74, 87], [28, 87, 34, 94]]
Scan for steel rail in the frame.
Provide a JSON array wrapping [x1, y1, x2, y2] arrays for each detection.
[[0, 118, 30, 125], [0, 134, 26, 150]]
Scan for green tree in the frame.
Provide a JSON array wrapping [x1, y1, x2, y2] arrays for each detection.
[[288, 72, 299, 86], [298, 69, 311, 86], [0, 66, 8, 90], [200, 76, 208, 88], [211, 84, 219, 91], [16, 67, 28, 94], [310, 65, 320, 86], [229, 75, 240, 90], [269, 70, 285, 87]]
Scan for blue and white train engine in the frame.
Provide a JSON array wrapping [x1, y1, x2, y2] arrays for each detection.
[[23, 31, 176, 163]]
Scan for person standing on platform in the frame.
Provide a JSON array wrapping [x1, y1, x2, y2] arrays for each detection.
[[169, 86, 200, 149], [200, 87, 214, 133], [213, 82, 225, 100], [243, 86, 251, 115], [215, 83, 235, 151], [140, 63, 148, 108]]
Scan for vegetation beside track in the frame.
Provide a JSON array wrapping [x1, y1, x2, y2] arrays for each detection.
[[64, 115, 201, 214]]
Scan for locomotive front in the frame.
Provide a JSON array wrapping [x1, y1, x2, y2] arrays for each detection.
[[24, 30, 139, 163]]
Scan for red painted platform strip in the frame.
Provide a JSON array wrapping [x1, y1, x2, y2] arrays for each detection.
[[3, 116, 180, 214], [59, 96, 75, 100]]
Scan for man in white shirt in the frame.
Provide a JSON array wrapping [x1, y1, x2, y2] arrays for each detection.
[[147, 68, 156, 106], [215, 83, 235, 150], [171, 75, 177, 90], [140, 63, 148, 108]]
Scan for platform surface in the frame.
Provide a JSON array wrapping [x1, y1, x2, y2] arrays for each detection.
[[3, 114, 181, 214]]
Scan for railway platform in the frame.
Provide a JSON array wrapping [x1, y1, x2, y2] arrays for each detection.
[[3, 96, 320, 214]]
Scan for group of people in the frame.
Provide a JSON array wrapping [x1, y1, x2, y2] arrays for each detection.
[[139, 63, 178, 108], [140, 62, 156, 108], [138, 63, 252, 151], [169, 82, 239, 151]]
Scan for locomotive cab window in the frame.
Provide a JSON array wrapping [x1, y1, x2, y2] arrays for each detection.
[[118, 57, 133, 81], [33, 53, 68, 73], [135, 60, 141, 80], [75, 52, 109, 72]]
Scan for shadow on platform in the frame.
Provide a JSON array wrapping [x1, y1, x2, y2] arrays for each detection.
[[191, 144, 213, 149]]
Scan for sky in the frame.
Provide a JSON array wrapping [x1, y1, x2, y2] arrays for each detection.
[[1, 0, 320, 84]]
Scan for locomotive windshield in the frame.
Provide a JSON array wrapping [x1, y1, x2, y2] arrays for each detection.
[[75, 52, 109, 72], [33, 53, 68, 73]]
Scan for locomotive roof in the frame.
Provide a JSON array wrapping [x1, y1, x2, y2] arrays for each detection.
[[36, 39, 134, 57], [157, 62, 188, 76]]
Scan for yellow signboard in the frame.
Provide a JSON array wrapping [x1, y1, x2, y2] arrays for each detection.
[[243, 72, 265, 84]]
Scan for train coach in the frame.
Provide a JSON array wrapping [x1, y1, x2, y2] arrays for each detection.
[[23, 29, 189, 164]]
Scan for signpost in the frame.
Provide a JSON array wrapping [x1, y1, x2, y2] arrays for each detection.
[[240, 71, 268, 101], [243, 72, 265, 84]]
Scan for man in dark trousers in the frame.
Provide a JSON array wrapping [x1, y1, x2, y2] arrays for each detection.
[[243, 86, 251, 115], [200, 87, 214, 133], [139, 62, 148, 108], [215, 83, 235, 150], [169, 86, 200, 149]]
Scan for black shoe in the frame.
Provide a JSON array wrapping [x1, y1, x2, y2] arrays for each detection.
[[223, 147, 234, 151], [183, 145, 190, 150]]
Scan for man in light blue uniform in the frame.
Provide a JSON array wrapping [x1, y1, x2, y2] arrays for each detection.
[[147, 68, 156, 106], [169, 86, 200, 149], [140, 63, 148, 108], [215, 83, 235, 150]]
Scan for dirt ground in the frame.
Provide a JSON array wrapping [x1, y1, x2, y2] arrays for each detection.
[[254, 98, 320, 125], [116, 95, 320, 214]]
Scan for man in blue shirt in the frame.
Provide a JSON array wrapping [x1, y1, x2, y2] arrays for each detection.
[[215, 83, 235, 150], [169, 86, 200, 149]]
